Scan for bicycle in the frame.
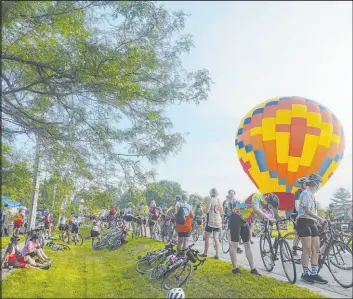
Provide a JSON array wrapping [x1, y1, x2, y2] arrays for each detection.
[[46, 240, 71, 251], [191, 218, 204, 242], [136, 243, 176, 274], [260, 219, 297, 284], [161, 244, 206, 291]]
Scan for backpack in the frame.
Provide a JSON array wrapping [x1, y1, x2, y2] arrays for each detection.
[[176, 203, 186, 225]]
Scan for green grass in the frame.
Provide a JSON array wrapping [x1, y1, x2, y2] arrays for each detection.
[[271, 224, 295, 239], [2, 238, 326, 298], [1, 236, 12, 249]]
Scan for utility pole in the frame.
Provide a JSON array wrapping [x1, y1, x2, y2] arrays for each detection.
[[27, 140, 41, 231]]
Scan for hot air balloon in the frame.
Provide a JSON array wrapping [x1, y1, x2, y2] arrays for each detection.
[[235, 96, 345, 210]]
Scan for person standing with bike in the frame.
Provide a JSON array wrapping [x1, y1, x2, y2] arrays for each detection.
[[228, 193, 278, 276], [201, 188, 223, 259], [296, 174, 328, 285], [175, 194, 193, 254], [290, 177, 307, 257]]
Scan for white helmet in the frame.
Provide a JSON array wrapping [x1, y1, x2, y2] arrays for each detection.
[[167, 288, 185, 298]]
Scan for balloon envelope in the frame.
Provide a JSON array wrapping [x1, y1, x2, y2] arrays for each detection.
[[235, 96, 345, 210]]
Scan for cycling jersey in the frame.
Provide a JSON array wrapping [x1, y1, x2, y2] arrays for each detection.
[[325, 210, 334, 222], [194, 208, 203, 218], [233, 193, 264, 223], [139, 205, 149, 218]]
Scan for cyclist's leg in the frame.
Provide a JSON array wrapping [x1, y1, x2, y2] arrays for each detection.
[[229, 213, 243, 270]]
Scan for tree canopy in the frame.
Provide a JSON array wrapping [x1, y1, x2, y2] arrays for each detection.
[[329, 187, 352, 220], [1, 1, 212, 194]]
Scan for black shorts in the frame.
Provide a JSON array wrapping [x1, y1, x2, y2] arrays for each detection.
[[59, 224, 68, 231], [149, 219, 156, 227], [71, 226, 79, 234], [45, 222, 50, 229], [196, 219, 203, 226], [91, 230, 100, 238], [296, 218, 319, 237], [178, 231, 191, 237], [14, 224, 22, 229], [205, 225, 220, 233], [124, 215, 133, 222], [228, 213, 250, 243]]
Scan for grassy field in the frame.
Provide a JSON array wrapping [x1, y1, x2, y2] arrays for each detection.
[[2, 237, 326, 298], [1, 236, 12, 249]]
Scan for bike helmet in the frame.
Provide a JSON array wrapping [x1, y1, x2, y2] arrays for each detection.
[[228, 189, 235, 195], [196, 203, 202, 208], [10, 236, 20, 243], [210, 188, 218, 197], [305, 173, 322, 188], [175, 195, 182, 202], [128, 202, 132, 206], [181, 194, 188, 202], [329, 203, 334, 208], [167, 288, 185, 299], [265, 193, 279, 208], [297, 177, 307, 186]]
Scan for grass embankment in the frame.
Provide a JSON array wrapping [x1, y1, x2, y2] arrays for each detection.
[[1, 236, 12, 249], [2, 237, 325, 298]]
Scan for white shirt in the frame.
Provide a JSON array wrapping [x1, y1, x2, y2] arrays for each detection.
[[60, 216, 67, 225], [99, 209, 106, 218]]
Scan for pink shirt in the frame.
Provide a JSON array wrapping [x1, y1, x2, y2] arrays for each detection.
[[21, 240, 37, 256]]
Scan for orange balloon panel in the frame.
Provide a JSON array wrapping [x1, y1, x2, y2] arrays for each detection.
[[235, 96, 345, 210]]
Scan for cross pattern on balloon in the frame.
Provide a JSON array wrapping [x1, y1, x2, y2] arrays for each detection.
[[234, 96, 345, 210]]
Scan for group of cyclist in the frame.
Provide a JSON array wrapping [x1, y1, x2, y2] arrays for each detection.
[[86, 172, 338, 286]]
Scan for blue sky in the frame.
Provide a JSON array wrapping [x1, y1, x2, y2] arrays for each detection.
[[12, 1, 352, 208], [148, 1, 352, 207]]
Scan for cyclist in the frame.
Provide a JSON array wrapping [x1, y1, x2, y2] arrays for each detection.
[[138, 202, 149, 237], [201, 188, 223, 259], [124, 202, 134, 231], [70, 215, 80, 243], [13, 209, 25, 237], [229, 192, 278, 276], [149, 200, 159, 239], [59, 215, 69, 241], [90, 217, 101, 249], [297, 174, 327, 284], [175, 194, 193, 253], [194, 202, 204, 236], [292, 177, 307, 256], [223, 190, 243, 253], [325, 203, 335, 223], [43, 209, 53, 239]]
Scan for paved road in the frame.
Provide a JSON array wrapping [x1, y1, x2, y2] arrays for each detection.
[[190, 235, 352, 298]]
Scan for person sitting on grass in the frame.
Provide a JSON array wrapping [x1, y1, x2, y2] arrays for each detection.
[[1, 236, 51, 270], [22, 234, 52, 265], [91, 218, 101, 249]]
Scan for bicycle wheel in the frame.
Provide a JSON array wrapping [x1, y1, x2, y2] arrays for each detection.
[[259, 235, 275, 272], [136, 254, 166, 274], [327, 240, 352, 288], [283, 232, 302, 264], [161, 262, 192, 291], [279, 239, 297, 284], [192, 226, 199, 242], [221, 229, 229, 254]]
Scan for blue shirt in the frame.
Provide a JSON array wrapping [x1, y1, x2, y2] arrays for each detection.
[[297, 189, 317, 219]]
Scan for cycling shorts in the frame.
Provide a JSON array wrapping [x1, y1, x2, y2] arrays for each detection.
[[296, 218, 319, 237], [228, 213, 250, 243]]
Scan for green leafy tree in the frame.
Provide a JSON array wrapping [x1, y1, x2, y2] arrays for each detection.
[[145, 180, 184, 207], [1, 143, 33, 206], [2, 1, 213, 189], [189, 193, 203, 207], [329, 188, 352, 220]]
